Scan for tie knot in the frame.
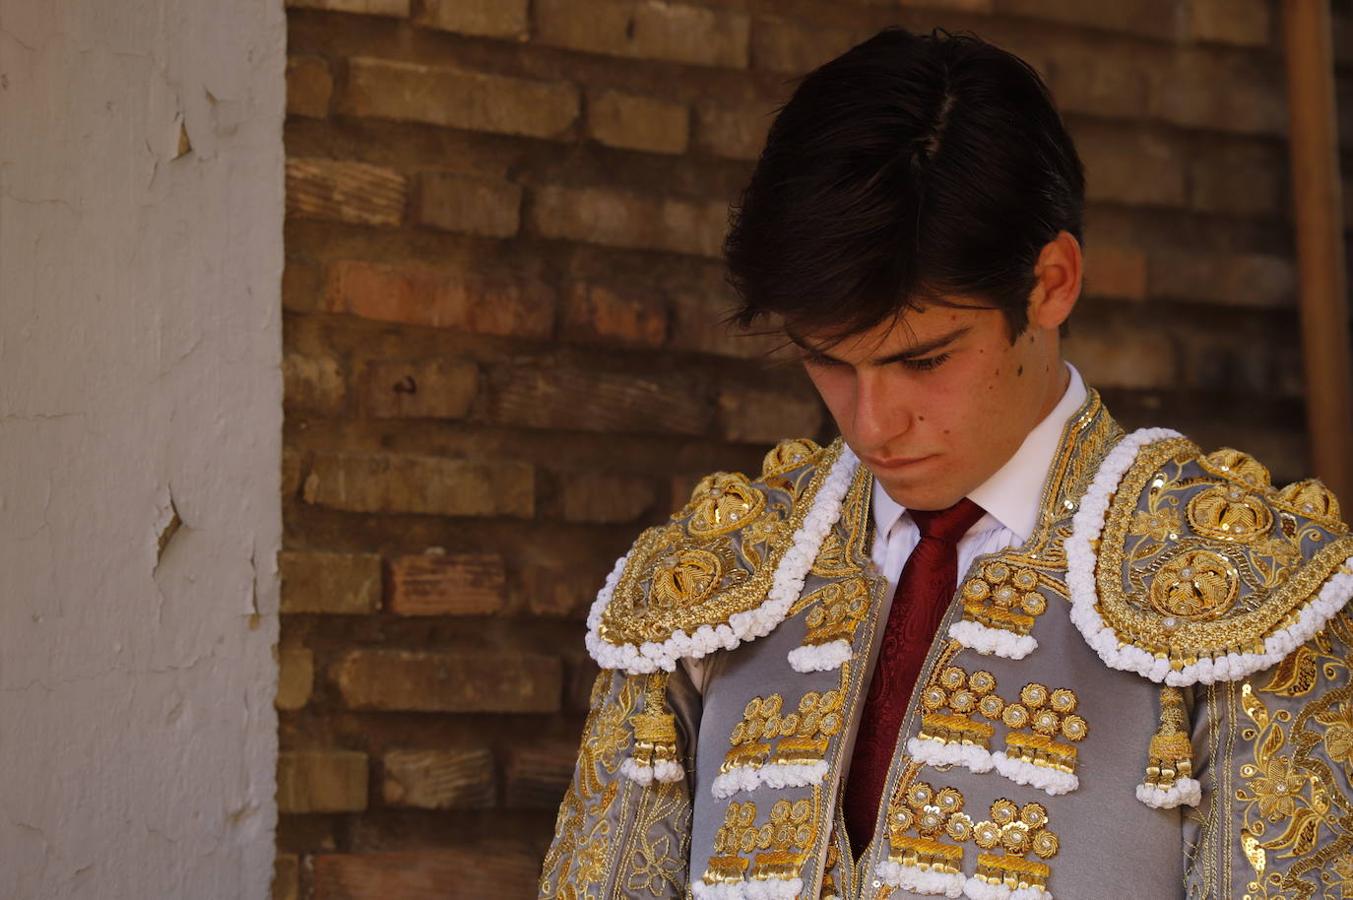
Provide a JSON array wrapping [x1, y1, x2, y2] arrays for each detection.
[[909, 496, 986, 544]]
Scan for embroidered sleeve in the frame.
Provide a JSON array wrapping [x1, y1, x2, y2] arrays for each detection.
[[1184, 608, 1353, 898], [539, 667, 699, 899]]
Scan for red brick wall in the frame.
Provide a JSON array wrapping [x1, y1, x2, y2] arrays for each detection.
[[277, 1, 1350, 896]]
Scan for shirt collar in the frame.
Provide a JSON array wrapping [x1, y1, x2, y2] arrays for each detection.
[[871, 361, 1088, 545]]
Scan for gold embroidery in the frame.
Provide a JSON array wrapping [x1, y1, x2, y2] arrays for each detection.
[[761, 438, 823, 478], [886, 780, 971, 873], [1273, 480, 1345, 531], [704, 798, 817, 886], [1091, 437, 1353, 666], [597, 441, 841, 647], [957, 562, 1048, 638], [721, 685, 844, 775], [917, 666, 1000, 750], [796, 578, 871, 653], [810, 462, 871, 580], [1188, 482, 1274, 543], [1000, 682, 1087, 775], [970, 799, 1059, 893]]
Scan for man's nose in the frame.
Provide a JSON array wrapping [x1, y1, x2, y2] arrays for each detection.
[[852, 370, 910, 447]]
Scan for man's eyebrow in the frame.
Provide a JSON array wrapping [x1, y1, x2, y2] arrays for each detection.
[[785, 325, 971, 365]]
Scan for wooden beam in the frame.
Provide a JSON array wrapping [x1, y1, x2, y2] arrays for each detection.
[[1282, 0, 1353, 505]]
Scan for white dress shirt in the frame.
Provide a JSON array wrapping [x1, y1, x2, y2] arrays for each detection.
[[681, 361, 1087, 694]]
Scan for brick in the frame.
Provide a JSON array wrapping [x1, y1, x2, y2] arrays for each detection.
[[283, 260, 322, 313], [1187, 0, 1270, 47], [313, 847, 539, 900], [717, 385, 823, 445], [524, 564, 607, 618], [413, 0, 528, 39], [586, 90, 689, 154], [485, 361, 711, 434], [324, 260, 555, 338], [336, 650, 561, 712], [386, 552, 506, 616], [286, 158, 406, 227], [277, 646, 316, 711], [1148, 49, 1286, 136], [273, 853, 299, 900], [1180, 331, 1304, 399], [1148, 251, 1295, 309], [1083, 244, 1147, 301], [529, 185, 726, 258], [534, 0, 750, 69], [1063, 322, 1175, 390], [562, 282, 667, 347], [1039, 41, 1151, 120], [694, 98, 773, 160], [287, 56, 333, 118], [413, 172, 521, 238], [286, 0, 409, 15], [302, 453, 534, 517], [1075, 126, 1185, 208], [670, 286, 781, 359], [341, 57, 578, 139], [505, 741, 576, 808], [1187, 140, 1285, 218], [997, 0, 1184, 41], [284, 351, 346, 416], [750, 17, 863, 74], [381, 747, 495, 809], [282, 450, 305, 499], [560, 472, 656, 523], [360, 357, 478, 419], [277, 750, 369, 814], [280, 551, 382, 615]]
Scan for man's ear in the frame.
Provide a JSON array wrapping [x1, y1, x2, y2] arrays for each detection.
[[1028, 230, 1082, 331]]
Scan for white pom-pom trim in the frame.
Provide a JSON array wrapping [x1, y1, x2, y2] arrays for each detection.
[[875, 860, 965, 897], [692, 877, 803, 900], [787, 639, 853, 672], [587, 444, 860, 674], [990, 752, 1079, 796], [709, 761, 829, 799], [947, 620, 1038, 660], [1068, 427, 1353, 686], [619, 758, 684, 785], [906, 735, 995, 774], [962, 880, 1051, 900], [1136, 778, 1201, 809]]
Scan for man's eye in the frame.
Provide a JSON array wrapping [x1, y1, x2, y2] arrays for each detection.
[[803, 353, 843, 367], [902, 352, 950, 372]]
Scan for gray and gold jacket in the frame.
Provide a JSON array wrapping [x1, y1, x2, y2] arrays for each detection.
[[540, 389, 1353, 899]]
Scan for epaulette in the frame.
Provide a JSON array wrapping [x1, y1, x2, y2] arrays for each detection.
[[584, 436, 859, 676], [1066, 428, 1353, 687]]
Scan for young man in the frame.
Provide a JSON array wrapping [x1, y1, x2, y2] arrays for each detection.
[[540, 27, 1353, 900]]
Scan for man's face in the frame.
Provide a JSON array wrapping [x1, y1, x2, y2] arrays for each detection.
[[791, 300, 1067, 512]]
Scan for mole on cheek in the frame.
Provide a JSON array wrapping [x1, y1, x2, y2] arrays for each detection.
[[1017, 365, 1024, 376]]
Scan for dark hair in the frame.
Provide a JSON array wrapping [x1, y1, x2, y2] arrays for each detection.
[[724, 26, 1085, 344]]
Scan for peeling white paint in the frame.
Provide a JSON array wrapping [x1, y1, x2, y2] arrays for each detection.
[[0, 0, 285, 896]]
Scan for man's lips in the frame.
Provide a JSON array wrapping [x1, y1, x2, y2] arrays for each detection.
[[863, 454, 935, 469]]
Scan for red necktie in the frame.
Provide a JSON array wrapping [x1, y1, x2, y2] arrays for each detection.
[[843, 496, 986, 855]]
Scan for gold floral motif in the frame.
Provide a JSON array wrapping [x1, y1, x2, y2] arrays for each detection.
[[795, 578, 871, 654], [1132, 507, 1182, 542], [810, 465, 872, 579], [886, 780, 970, 873], [916, 666, 1001, 749], [722, 683, 845, 775], [1187, 482, 1275, 544], [761, 438, 823, 478], [704, 798, 817, 886], [1273, 480, 1345, 532], [957, 562, 1048, 637], [1235, 619, 1353, 899], [1001, 682, 1087, 774], [970, 799, 1059, 892], [1148, 549, 1240, 622], [597, 440, 844, 647], [1198, 448, 1273, 491]]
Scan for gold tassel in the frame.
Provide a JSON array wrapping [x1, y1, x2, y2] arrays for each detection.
[[629, 671, 680, 774], [1137, 685, 1200, 807]]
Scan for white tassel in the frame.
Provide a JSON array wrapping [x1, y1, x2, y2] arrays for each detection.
[[874, 860, 965, 897]]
